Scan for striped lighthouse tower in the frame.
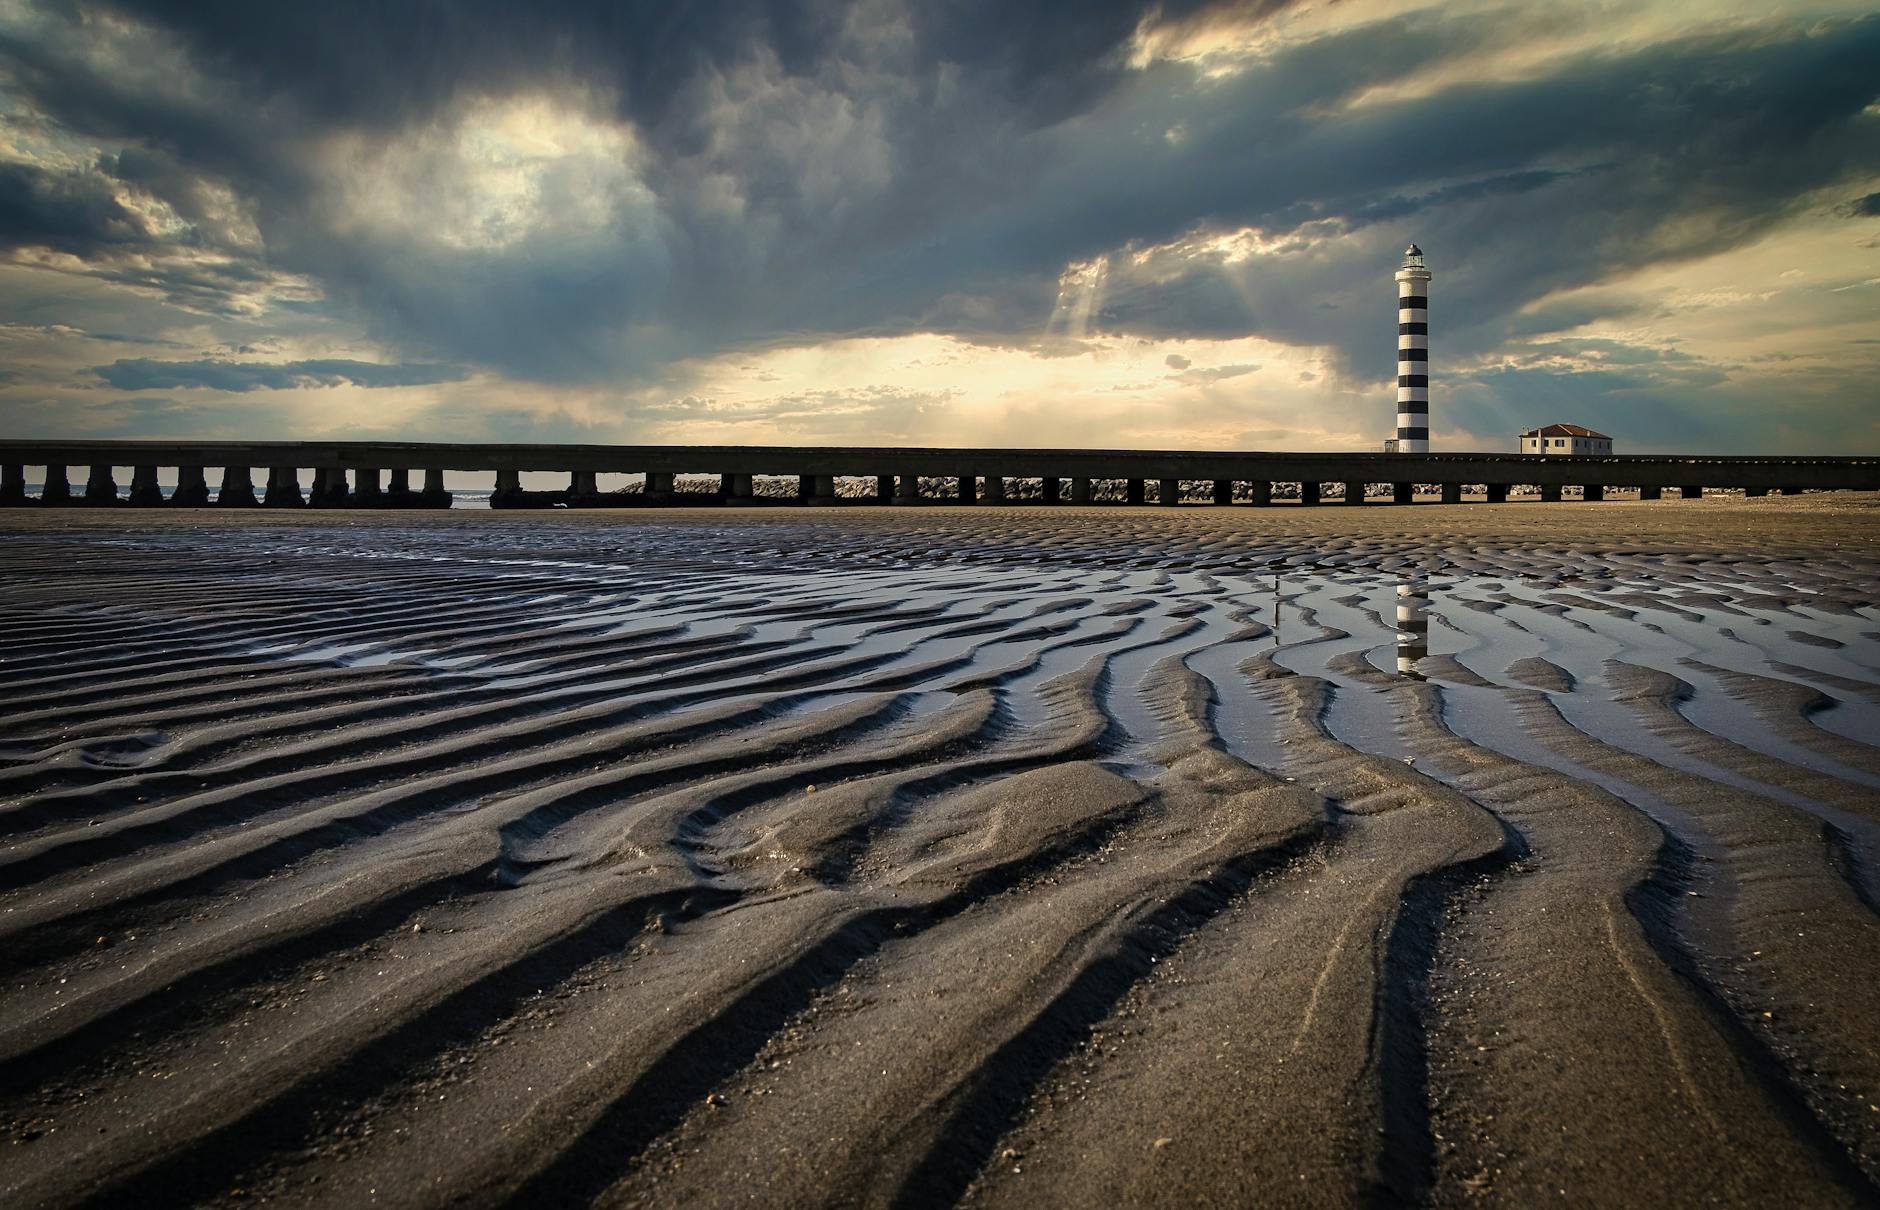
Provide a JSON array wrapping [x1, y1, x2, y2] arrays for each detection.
[[1395, 244, 1431, 453]]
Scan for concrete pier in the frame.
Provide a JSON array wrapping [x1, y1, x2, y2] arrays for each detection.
[[310, 467, 350, 507], [1159, 478, 1180, 506], [266, 467, 305, 507], [84, 464, 119, 505], [130, 465, 164, 506], [1583, 484, 1605, 502], [173, 466, 211, 507], [0, 440, 1872, 511], [1393, 482, 1414, 505], [219, 467, 258, 508], [419, 468, 451, 508]]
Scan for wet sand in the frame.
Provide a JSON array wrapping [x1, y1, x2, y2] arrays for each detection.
[[0, 495, 1876, 1208]]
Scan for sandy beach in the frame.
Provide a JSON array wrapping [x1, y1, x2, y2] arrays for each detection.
[[1, 495, 1876, 1208]]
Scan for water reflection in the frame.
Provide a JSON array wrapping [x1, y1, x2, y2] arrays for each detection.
[[1396, 575, 1429, 679]]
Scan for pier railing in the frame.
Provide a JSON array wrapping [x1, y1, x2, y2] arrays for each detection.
[[1, 440, 1875, 507]]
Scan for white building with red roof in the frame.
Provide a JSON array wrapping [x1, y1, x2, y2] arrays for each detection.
[[1520, 423, 1613, 455]]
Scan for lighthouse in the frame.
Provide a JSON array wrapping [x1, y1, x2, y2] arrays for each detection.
[[1394, 244, 1431, 453]]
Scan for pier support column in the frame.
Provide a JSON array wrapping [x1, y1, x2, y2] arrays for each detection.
[[1639, 486, 1660, 501], [385, 469, 416, 506], [419, 468, 451, 508], [1248, 480, 1271, 507], [42, 464, 71, 504], [875, 474, 895, 503], [805, 473, 838, 504], [265, 467, 305, 507], [984, 476, 1006, 504], [1212, 479, 1233, 506], [1343, 481, 1365, 505], [1125, 478, 1145, 505], [172, 466, 210, 507], [896, 474, 922, 505], [1779, 486, 1803, 496], [1042, 476, 1062, 505], [1071, 477, 1092, 505], [354, 467, 383, 507], [0, 463, 25, 506], [84, 464, 119, 505], [1582, 484, 1605, 502], [1158, 478, 1180, 506], [645, 472, 675, 499], [1441, 482, 1463, 505], [958, 474, 976, 504], [1679, 486, 1703, 499], [129, 465, 163, 506], [311, 467, 350, 507], [1392, 481, 1414, 505], [492, 469, 522, 508], [1485, 483, 1508, 504], [219, 467, 258, 507], [1299, 481, 1320, 507], [1744, 486, 1767, 498], [1540, 484, 1562, 503], [567, 470, 598, 506], [722, 473, 754, 502]]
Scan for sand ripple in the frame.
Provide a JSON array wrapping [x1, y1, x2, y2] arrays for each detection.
[[0, 501, 1876, 1207]]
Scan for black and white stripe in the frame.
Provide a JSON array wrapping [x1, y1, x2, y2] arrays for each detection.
[[1396, 577, 1429, 676], [1394, 246, 1431, 453]]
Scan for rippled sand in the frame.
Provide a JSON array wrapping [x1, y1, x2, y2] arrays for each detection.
[[1, 496, 1876, 1208]]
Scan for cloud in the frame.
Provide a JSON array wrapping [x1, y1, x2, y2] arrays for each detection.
[[0, 1, 1875, 451], [0, 159, 150, 254], [1171, 362, 1260, 384], [92, 358, 470, 392]]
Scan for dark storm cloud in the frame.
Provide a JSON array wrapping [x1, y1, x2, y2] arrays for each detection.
[[93, 358, 469, 392], [0, 158, 148, 253], [0, 0, 1875, 417], [1850, 191, 1880, 216]]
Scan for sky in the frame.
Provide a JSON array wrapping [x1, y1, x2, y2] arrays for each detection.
[[0, 0, 1876, 456]]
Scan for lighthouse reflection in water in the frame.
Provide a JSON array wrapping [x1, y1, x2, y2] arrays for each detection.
[[1396, 576, 1430, 679]]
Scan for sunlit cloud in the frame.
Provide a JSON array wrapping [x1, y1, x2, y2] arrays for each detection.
[[0, 0, 1873, 455]]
